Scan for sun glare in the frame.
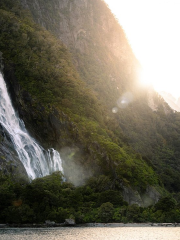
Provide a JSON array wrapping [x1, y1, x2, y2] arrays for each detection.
[[104, 0, 180, 99], [139, 66, 171, 93], [139, 63, 180, 99]]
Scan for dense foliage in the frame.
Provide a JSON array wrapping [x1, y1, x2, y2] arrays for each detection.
[[0, 173, 179, 224]]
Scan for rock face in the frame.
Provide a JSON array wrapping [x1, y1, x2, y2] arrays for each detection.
[[142, 186, 161, 207], [20, 0, 130, 54], [20, 0, 139, 85], [122, 185, 160, 207]]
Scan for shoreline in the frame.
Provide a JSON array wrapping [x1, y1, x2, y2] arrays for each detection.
[[0, 223, 180, 229], [83, 223, 180, 227]]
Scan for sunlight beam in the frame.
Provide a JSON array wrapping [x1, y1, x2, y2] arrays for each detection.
[[104, 0, 180, 99]]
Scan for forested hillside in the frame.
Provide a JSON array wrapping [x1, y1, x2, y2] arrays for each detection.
[[0, 0, 180, 224], [19, 0, 180, 193]]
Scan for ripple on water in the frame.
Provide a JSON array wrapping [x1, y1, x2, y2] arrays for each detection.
[[0, 227, 180, 240]]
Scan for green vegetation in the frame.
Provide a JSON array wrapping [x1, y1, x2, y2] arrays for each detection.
[[0, 0, 180, 223], [0, 0, 160, 190], [20, 0, 180, 194], [0, 173, 179, 224]]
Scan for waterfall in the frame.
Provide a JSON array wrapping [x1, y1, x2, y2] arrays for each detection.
[[0, 72, 64, 180]]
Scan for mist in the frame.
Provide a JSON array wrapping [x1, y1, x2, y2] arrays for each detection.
[[60, 147, 93, 187]]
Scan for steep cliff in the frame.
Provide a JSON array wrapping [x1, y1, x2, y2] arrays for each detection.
[[20, 0, 139, 106], [18, 0, 180, 194]]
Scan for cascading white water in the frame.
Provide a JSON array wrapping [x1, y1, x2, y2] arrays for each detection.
[[0, 72, 64, 180]]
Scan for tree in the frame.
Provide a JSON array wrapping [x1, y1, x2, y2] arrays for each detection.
[[98, 202, 114, 222], [154, 196, 177, 212]]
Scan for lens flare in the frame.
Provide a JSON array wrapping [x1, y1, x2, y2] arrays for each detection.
[[117, 92, 133, 109], [112, 107, 118, 113]]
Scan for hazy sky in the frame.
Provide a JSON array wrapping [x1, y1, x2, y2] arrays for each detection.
[[104, 0, 180, 99]]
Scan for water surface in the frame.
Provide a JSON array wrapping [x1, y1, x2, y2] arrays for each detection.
[[0, 227, 180, 240]]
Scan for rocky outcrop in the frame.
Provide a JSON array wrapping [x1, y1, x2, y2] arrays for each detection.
[[64, 219, 76, 226], [122, 186, 143, 206], [122, 185, 160, 207], [141, 186, 161, 207]]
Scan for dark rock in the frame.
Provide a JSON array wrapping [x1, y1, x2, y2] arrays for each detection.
[[49, 113, 61, 142], [64, 219, 76, 226], [121, 185, 160, 207], [45, 220, 56, 226]]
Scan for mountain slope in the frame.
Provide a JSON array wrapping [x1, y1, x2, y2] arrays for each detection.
[[0, 0, 164, 208], [20, 0, 139, 105], [0, 0, 180, 211], [18, 0, 180, 194]]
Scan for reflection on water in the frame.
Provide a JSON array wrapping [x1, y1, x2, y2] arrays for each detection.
[[0, 227, 180, 240]]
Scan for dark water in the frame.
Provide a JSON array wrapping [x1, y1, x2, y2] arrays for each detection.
[[0, 227, 180, 240]]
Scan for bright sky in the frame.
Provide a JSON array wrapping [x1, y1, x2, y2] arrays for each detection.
[[104, 0, 180, 99]]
